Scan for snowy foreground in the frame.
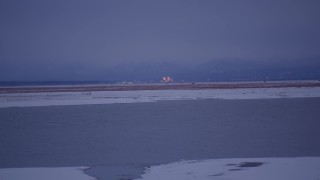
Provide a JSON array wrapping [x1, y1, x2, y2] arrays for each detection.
[[1, 87, 320, 108], [135, 157, 320, 180], [1, 157, 319, 180], [0, 167, 95, 180]]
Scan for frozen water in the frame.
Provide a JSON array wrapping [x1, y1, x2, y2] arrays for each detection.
[[1, 88, 320, 179], [136, 157, 320, 180], [1, 87, 320, 108]]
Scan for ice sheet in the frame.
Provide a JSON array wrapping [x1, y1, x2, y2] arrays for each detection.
[[1, 87, 320, 108], [135, 157, 320, 180], [0, 166, 95, 180]]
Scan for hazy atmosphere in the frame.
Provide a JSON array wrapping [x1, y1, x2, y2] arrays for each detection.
[[1, 0, 320, 81], [1, 2, 320, 180]]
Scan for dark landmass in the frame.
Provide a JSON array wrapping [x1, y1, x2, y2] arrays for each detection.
[[0, 81, 320, 94]]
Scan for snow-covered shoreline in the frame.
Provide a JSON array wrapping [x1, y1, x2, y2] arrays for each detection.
[[1, 87, 320, 108], [135, 157, 320, 180]]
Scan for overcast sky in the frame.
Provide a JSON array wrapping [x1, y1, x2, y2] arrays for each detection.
[[1, 0, 320, 81]]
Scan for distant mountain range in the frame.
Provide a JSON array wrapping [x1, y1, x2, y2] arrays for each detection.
[[102, 58, 320, 82], [1, 58, 319, 85]]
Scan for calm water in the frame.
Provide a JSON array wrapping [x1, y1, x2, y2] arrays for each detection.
[[1, 98, 320, 179]]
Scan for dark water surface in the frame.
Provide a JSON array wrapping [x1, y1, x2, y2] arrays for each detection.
[[1, 98, 320, 179]]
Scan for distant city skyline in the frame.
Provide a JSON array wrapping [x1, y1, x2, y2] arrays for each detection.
[[1, 0, 320, 81]]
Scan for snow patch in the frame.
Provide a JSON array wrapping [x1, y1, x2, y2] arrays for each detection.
[[1, 87, 320, 108], [135, 157, 320, 180]]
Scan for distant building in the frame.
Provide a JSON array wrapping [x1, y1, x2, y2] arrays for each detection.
[[162, 76, 174, 83]]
